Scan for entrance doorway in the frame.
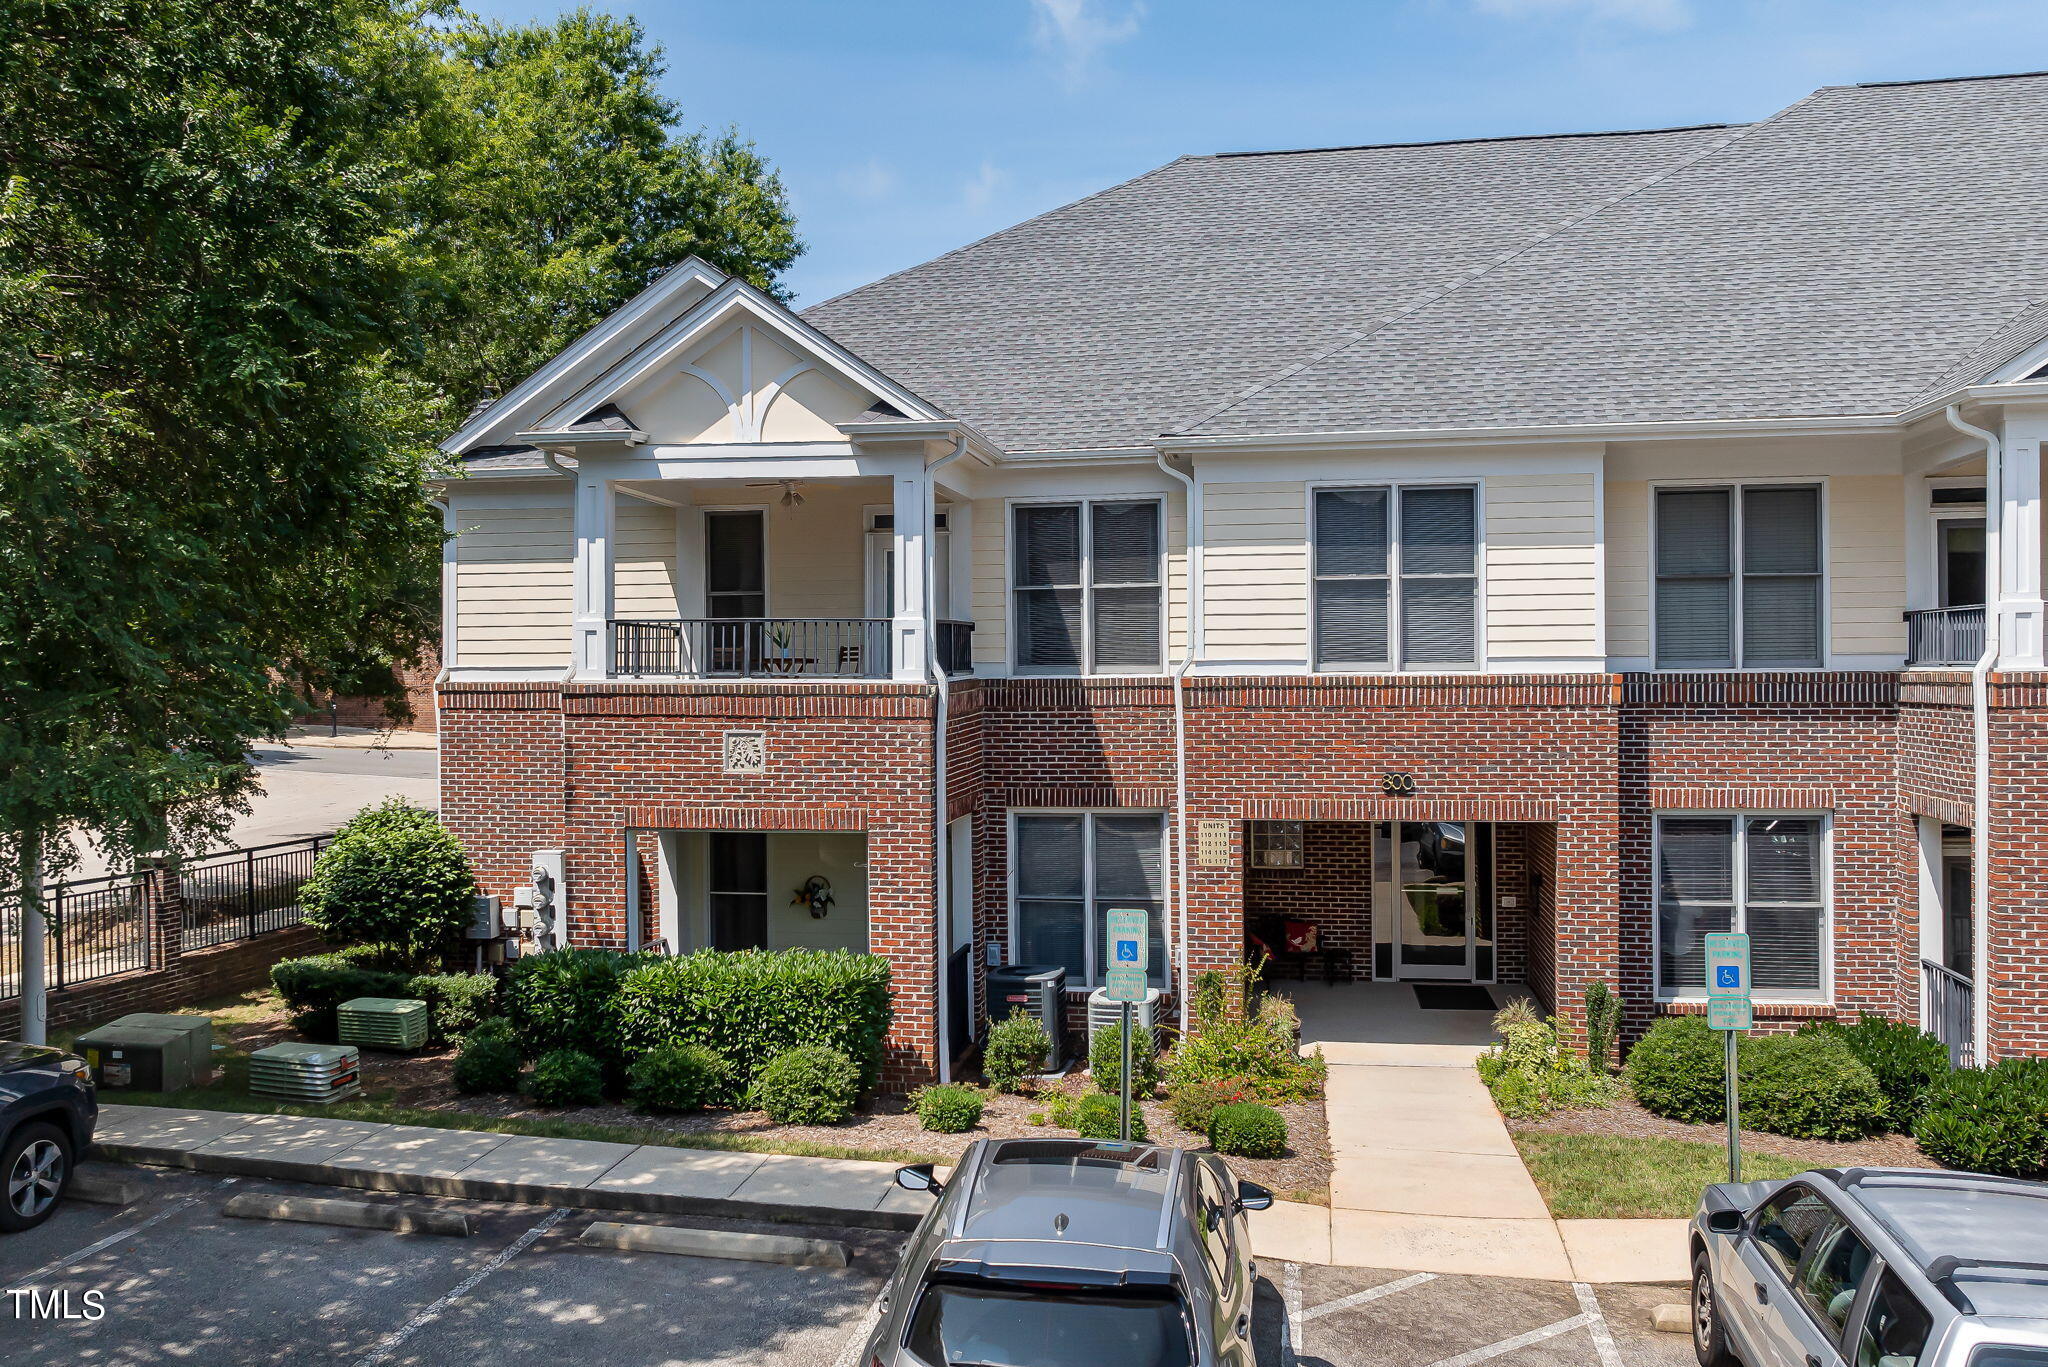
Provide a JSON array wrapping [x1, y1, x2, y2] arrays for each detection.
[[1376, 821, 1495, 983]]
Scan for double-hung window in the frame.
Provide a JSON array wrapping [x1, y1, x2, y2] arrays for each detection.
[[1011, 812, 1167, 989], [1655, 814, 1828, 999], [1013, 500, 1162, 672], [1655, 484, 1822, 668], [1313, 485, 1478, 670]]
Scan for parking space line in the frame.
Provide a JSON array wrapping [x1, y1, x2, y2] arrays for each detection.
[[351, 1206, 572, 1367], [1416, 1312, 1596, 1367], [1298, 1270, 1436, 1322], [1572, 1281, 1625, 1367], [830, 1287, 888, 1367], [5, 1178, 236, 1294], [1283, 1260, 1301, 1365]]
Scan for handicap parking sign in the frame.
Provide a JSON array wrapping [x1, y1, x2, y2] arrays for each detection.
[[1715, 964, 1742, 990], [1116, 940, 1139, 962]]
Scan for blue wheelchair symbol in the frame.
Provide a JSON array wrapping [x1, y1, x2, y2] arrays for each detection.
[[1715, 965, 1742, 989], [1116, 941, 1139, 962]]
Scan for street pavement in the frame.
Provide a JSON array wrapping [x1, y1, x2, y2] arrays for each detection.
[[4, 1165, 1693, 1367]]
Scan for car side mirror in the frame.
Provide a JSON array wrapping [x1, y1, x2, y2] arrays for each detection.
[[1707, 1209, 1743, 1235], [1235, 1180, 1274, 1212], [895, 1163, 943, 1196]]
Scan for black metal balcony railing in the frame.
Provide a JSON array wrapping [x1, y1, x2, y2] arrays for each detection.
[[614, 618, 890, 678], [1904, 604, 1987, 667], [937, 619, 975, 677], [1922, 958, 1975, 1068]]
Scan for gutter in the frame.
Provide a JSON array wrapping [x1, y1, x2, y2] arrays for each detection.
[[1942, 403, 1997, 1067], [1154, 452, 1201, 1036], [925, 434, 970, 1085]]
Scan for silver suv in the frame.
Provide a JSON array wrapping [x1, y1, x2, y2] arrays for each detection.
[[865, 1137, 1274, 1367], [1690, 1166, 2048, 1367]]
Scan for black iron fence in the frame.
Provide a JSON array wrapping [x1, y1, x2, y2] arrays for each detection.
[[1922, 958, 1975, 1069], [0, 835, 328, 1001], [180, 837, 328, 952], [1904, 605, 1987, 667], [613, 617, 892, 679]]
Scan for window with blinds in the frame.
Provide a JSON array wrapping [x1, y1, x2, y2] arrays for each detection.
[[1013, 501, 1162, 673], [1313, 485, 1477, 669], [1655, 484, 1821, 668], [1011, 812, 1168, 989], [1655, 813, 1826, 999]]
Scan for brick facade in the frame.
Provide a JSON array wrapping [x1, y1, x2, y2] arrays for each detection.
[[438, 666, 2048, 1086]]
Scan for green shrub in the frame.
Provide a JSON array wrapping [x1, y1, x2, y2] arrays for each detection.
[[452, 1033, 521, 1094], [270, 951, 410, 1042], [1165, 994, 1325, 1103], [1625, 1016, 1727, 1123], [1209, 1102, 1288, 1158], [467, 1016, 516, 1046], [301, 799, 478, 966], [1584, 981, 1621, 1074], [1168, 1077, 1255, 1135], [1800, 1016, 1951, 1127], [503, 948, 644, 1072], [752, 1046, 861, 1125], [1478, 1007, 1616, 1119], [1915, 1057, 2048, 1177], [1191, 970, 1228, 1029], [916, 1084, 985, 1133], [1741, 1032, 1887, 1140], [405, 972, 500, 1045], [525, 1049, 604, 1108], [982, 1010, 1051, 1093], [616, 949, 892, 1098], [1074, 1091, 1147, 1141], [1091, 1023, 1162, 1098], [626, 1045, 732, 1114], [1044, 1088, 1081, 1129]]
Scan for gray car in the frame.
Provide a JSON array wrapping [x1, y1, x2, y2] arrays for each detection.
[[1690, 1166, 2048, 1367], [866, 1137, 1274, 1367], [1, 1040, 96, 1233]]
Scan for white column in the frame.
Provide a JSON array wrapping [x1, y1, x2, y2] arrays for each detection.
[[571, 461, 618, 678], [655, 831, 683, 953], [892, 471, 931, 680], [623, 829, 641, 952]]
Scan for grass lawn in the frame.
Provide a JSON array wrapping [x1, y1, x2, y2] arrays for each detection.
[[1514, 1132, 1808, 1219]]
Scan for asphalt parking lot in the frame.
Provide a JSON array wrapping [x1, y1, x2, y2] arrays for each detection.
[[3, 1166, 1691, 1366]]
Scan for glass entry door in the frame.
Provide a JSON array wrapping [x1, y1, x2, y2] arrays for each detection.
[[1373, 821, 1493, 981]]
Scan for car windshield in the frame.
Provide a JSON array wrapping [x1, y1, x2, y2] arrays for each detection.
[[905, 1283, 1193, 1367]]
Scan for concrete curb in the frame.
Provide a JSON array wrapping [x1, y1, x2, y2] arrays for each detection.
[[69, 1172, 148, 1207], [579, 1220, 849, 1267], [93, 1140, 922, 1234], [224, 1192, 472, 1237]]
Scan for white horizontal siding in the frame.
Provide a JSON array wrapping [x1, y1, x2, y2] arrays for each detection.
[[1484, 473, 1598, 663], [1605, 480, 1650, 663], [1829, 474, 1906, 658], [1201, 480, 1307, 661], [452, 497, 572, 666], [614, 496, 678, 620]]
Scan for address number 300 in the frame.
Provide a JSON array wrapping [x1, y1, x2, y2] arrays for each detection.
[[1380, 772, 1417, 795]]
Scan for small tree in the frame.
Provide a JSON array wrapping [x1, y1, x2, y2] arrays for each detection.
[[1583, 980, 1622, 1074], [301, 799, 477, 967]]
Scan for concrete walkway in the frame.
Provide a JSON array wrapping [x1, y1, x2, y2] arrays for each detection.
[[90, 1104, 926, 1232], [1246, 982, 1691, 1284]]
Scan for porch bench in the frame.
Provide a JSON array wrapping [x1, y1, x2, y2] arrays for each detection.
[[1246, 917, 1351, 985]]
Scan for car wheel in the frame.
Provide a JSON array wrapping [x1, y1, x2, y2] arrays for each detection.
[[0, 1122, 73, 1234], [1692, 1250, 1738, 1367]]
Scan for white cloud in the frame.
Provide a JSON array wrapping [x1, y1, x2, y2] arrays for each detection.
[[1470, 0, 1691, 29], [1029, 0, 1147, 84], [962, 160, 1008, 213], [837, 157, 900, 201]]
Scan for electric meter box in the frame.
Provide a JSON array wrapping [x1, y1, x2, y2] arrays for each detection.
[[106, 1012, 214, 1085], [76, 1023, 194, 1092]]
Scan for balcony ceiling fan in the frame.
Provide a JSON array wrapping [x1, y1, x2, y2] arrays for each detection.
[[746, 479, 805, 507]]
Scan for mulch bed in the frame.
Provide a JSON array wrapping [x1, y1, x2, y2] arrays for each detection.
[[1506, 1091, 1937, 1170], [206, 996, 1333, 1202]]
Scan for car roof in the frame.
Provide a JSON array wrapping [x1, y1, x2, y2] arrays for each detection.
[[951, 1139, 1185, 1255], [1829, 1169, 2048, 1322]]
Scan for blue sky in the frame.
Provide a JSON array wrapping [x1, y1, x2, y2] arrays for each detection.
[[464, 0, 2048, 305]]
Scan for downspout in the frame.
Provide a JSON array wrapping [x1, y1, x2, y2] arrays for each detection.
[[925, 434, 969, 1084], [1943, 404, 1998, 1067], [1155, 452, 1201, 1036]]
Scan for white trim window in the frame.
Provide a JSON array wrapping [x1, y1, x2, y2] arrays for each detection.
[[1655, 813, 1829, 1001], [1654, 484, 1822, 669], [1313, 484, 1478, 670], [1012, 500, 1163, 673], [1011, 812, 1167, 989]]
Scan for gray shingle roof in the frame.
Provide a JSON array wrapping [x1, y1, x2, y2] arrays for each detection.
[[802, 125, 1735, 452], [804, 73, 2048, 449]]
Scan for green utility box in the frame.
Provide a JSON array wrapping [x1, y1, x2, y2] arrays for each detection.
[[76, 1023, 193, 1092], [336, 997, 430, 1053], [248, 1042, 362, 1104], [107, 1012, 213, 1085]]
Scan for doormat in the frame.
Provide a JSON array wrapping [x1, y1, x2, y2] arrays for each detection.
[[1413, 984, 1497, 1012]]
